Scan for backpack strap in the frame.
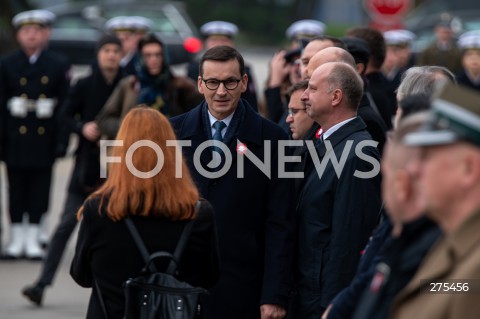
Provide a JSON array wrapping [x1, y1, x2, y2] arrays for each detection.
[[167, 200, 201, 274], [124, 216, 156, 272], [124, 200, 201, 274]]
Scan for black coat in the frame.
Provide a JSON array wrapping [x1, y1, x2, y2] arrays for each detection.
[[60, 62, 124, 195], [0, 49, 70, 167], [352, 216, 441, 319], [365, 72, 396, 129], [170, 101, 296, 319], [328, 215, 392, 319], [70, 197, 220, 319], [293, 117, 382, 318], [358, 94, 388, 155]]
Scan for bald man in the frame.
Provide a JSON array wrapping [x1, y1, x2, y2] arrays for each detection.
[[300, 36, 344, 79], [292, 62, 381, 318], [305, 47, 387, 153]]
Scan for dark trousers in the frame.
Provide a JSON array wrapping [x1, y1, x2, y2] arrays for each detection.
[[6, 166, 52, 223], [37, 192, 86, 286]]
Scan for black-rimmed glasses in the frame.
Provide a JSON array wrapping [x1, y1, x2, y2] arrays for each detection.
[[288, 108, 307, 117], [202, 78, 241, 90]]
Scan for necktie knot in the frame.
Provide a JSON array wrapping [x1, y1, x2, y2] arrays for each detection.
[[213, 121, 226, 142]]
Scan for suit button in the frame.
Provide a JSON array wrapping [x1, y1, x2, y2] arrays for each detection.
[[41, 76, 49, 84], [20, 77, 27, 85], [38, 126, 45, 135], [21, 93, 28, 99], [39, 94, 46, 99], [19, 126, 27, 134]]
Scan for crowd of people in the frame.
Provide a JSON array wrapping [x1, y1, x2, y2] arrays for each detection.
[[0, 8, 479, 319]]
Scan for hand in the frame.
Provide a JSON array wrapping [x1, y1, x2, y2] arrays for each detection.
[[321, 304, 333, 319], [82, 121, 100, 142], [268, 51, 291, 88], [260, 304, 286, 319]]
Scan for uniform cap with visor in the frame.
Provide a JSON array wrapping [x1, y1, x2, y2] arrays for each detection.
[[12, 10, 56, 28], [200, 21, 238, 38]]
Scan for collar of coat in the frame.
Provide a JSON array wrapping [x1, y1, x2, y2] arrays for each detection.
[[176, 99, 265, 147], [316, 116, 368, 158]]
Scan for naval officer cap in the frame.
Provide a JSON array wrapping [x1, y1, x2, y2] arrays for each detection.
[[105, 16, 152, 33], [12, 9, 56, 28], [458, 30, 480, 50], [383, 29, 416, 47], [404, 83, 480, 148], [200, 21, 238, 38], [286, 19, 325, 40]]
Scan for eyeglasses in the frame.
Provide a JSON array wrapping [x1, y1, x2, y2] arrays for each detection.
[[202, 78, 241, 90], [288, 108, 307, 117]]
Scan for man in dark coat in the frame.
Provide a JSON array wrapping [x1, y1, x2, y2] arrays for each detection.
[[21, 34, 125, 306], [0, 10, 70, 260], [171, 45, 295, 319], [292, 62, 382, 318]]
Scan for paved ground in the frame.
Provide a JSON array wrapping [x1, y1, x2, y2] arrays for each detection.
[[0, 158, 90, 319], [0, 48, 274, 319]]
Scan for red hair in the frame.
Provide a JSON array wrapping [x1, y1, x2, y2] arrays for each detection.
[[79, 106, 199, 221]]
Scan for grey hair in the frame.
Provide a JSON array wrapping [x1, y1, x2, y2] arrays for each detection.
[[396, 65, 456, 102]]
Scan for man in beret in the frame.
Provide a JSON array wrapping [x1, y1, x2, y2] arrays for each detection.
[[390, 83, 480, 319], [0, 9, 70, 260]]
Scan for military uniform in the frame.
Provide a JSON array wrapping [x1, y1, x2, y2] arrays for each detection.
[[0, 9, 70, 259]]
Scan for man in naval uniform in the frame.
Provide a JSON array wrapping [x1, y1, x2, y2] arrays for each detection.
[[0, 9, 70, 260], [104, 15, 152, 76]]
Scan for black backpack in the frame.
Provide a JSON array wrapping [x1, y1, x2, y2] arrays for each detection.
[[96, 203, 208, 319]]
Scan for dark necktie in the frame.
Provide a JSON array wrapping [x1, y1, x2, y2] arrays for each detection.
[[213, 120, 226, 143], [212, 121, 227, 166]]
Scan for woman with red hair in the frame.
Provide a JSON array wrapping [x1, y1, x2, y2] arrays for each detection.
[[70, 106, 220, 319]]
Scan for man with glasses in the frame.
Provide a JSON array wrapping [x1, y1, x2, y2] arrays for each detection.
[[285, 80, 320, 193], [171, 45, 296, 319]]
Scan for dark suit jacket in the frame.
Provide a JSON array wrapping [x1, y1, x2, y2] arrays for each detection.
[[171, 101, 296, 319], [293, 117, 382, 319], [70, 197, 220, 319]]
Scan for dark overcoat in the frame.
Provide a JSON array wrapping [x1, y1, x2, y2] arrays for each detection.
[[60, 62, 124, 195], [293, 117, 382, 318], [170, 100, 296, 319], [70, 198, 220, 319]]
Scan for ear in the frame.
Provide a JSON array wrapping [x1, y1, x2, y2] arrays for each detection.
[[197, 76, 204, 94], [240, 73, 248, 93], [356, 63, 366, 75], [331, 88, 342, 106], [460, 150, 480, 189]]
